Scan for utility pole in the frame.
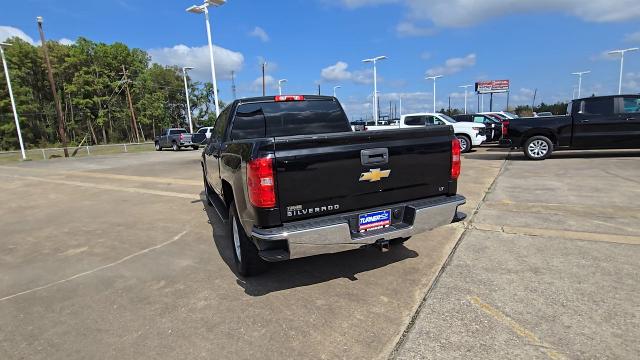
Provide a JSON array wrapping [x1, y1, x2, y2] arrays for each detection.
[[37, 16, 68, 157], [262, 62, 266, 96], [0, 42, 26, 160], [231, 70, 237, 99], [448, 96, 451, 115], [317, 84, 321, 95], [532, 88, 538, 111], [121, 65, 140, 143]]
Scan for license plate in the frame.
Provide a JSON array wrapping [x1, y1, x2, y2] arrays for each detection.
[[359, 209, 391, 232]]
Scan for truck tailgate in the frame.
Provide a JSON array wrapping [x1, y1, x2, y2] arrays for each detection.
[[274, 127, 453, 222]]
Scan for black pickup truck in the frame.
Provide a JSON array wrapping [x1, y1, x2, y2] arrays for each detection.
[[202, 95, 466, 276], [501, 95, 640, 160]]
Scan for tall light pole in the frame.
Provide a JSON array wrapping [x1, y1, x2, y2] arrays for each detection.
[[187, 0, 226, 117], [333, 85, 341, 97], [182, 67, 194, 133], [0, 42, 26, 160], [426, 75, 443, 112], [459, 84, 473, 114], [571, 71, 590, 99], [278, 79, 287, 95], [363, 56, 387, 125], [608, 48, 639, 95]]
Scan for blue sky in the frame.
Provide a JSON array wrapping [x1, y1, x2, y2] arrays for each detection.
[[2, 0, 640, 119]]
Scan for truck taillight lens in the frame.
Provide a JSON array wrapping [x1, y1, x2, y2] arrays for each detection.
[[451, 138, 461, 180], [502, 120, 509, 136], [180, 133, 184, 140], [247, 157, 276, 208]]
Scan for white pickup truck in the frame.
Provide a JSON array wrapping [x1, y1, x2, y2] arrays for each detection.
[[362, 113, 486, 152]]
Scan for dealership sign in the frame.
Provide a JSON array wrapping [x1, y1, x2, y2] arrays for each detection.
[[475, 80, 510, 94]]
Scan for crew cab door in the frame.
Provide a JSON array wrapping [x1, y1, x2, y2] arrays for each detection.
[[205, 107, 231, 194], [572, 97, 619, 148], [616, 96, 640, 148]]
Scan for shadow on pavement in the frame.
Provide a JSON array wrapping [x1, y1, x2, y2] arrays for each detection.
[[201, 194, 418, 297]]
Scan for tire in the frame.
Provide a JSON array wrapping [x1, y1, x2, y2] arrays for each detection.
[[192, 146, 199, 151], [155, 142, 162, 151], [172, 142, 180, 151], [229, 203, 268, 277], [524, 135, 553, 160], [456, 134, 472, 153]]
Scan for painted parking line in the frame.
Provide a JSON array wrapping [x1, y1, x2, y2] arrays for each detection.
[[0, 165, 201, 186], [468, 296, 566, 360], [0, 174, 200, 200], [0, 229, 189, 303]]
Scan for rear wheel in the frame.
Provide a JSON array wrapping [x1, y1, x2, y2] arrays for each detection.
[[524, 136, 553, 160], [172, 142, 180, 151], [155, 142, 162, 151], [192, 145, 199, 151], [456, 135, 472, 153], [229, 203, 268, 277]]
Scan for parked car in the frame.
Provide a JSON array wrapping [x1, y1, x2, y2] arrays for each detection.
[[500, 94, 640, 160], [155, 128, 197, 151], [192, 127, 213, 146], [202, 95, 466, 276], [534, 112, 553, 117], [365, 113, 486, 153], [452, 114, 503, 142]]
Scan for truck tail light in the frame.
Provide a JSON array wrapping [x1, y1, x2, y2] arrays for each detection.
[[247, 157, 276, 208], [275, 95, 304, 102], [502, 120, 509, 137], [451, 138, 461, 180], [180, 133, 184, 140]]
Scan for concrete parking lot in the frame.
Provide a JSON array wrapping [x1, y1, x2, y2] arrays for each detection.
[[0, 147, 638, 359]]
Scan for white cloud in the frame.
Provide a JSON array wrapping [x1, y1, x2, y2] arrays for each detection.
[[337, 0, 640, 28], [320, 61, 376, 85], [0, 25, 35, 44], [252, 74, 276, 91], [0, 25, 74, 46], [623, 72, 640, 93], [58, 38, 75, 46], [249, 26, 270, 42], [426, 53, 476, 76], [321, 61, 352, 81], [148, 44, 244, 82], [396, 21, 435, 37], [420, 51, 432, 60], [624, 31, 640, 43]]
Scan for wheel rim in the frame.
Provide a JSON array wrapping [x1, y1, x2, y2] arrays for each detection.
[[232, 218, 242, 263], [528, 140, 549, 158], [458, 137, 468, 151], [155, 143, 160, 150]]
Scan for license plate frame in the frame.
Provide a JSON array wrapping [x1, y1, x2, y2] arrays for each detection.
[[358, 209, 391, 233]]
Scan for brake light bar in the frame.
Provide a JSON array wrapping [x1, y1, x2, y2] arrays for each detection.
[[247, 157, 276, 208], [451, 138, 461, 180], [275, 95, 304, 102]]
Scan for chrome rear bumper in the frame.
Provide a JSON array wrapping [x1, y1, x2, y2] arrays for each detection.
[[251, 195, 466, 261]]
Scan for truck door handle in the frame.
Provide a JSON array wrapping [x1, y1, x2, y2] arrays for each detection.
[[626, 117, 636, 121], [361, 148, 389, 166], [580, 120, 590, 123]]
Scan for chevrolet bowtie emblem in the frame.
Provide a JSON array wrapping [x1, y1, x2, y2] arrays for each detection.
[[359, 168, 391, 182]]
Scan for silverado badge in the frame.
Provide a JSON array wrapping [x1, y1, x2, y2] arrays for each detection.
[[359, 168, 391, 182]]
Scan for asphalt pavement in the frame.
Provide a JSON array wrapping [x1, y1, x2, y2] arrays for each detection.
[[0, 147, 638, 359]]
